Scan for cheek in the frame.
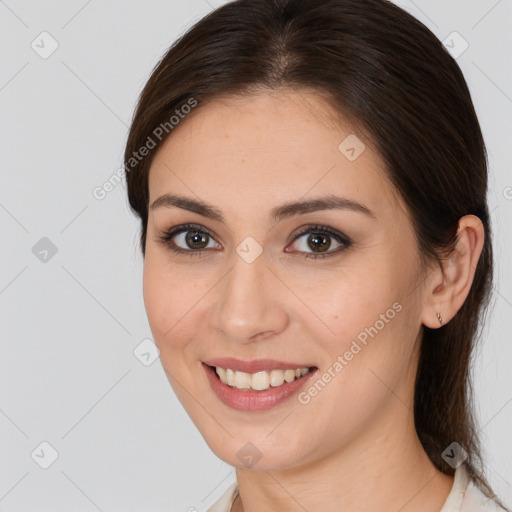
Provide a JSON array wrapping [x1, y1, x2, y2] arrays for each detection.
[[143, 260, 167, 339], [323, 240, 420, 352], [142, 255, 196, 347], [307, 254, 420, 393], [306, 265, 397, 347], [297, 300, 416, 448]]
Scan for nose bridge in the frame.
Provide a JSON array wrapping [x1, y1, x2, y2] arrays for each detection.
[[212, 243, 288, 343]]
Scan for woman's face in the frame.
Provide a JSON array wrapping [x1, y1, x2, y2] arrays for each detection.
[[143, 89, 431, 471]]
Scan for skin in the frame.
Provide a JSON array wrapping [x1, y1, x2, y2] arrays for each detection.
[[142, 89, 485, 512]]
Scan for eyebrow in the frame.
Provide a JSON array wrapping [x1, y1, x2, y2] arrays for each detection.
[[150, 193, 376, 223]]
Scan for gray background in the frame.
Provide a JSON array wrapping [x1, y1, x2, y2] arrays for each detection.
[[0, 0, 511, 510]]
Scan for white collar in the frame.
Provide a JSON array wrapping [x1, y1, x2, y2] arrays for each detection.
[[208, 463, 499, 512]]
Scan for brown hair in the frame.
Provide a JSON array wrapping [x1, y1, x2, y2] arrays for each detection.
[[124, 0, 506, 507]]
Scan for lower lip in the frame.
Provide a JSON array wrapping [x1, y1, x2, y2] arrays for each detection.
[[202, 362, 317, 412]]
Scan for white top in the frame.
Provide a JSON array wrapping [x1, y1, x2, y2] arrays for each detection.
[[207, 463, 506, 511]]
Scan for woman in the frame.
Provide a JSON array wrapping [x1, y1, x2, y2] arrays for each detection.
[[123, 0, 510, 510]]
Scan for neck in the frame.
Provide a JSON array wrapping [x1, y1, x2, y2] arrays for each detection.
[[232, 393, 454, 512]]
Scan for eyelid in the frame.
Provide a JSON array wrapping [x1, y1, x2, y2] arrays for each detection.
[[289, 224, 352, 246]]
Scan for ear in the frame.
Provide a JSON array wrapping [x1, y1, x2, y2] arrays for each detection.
[[421, 214, 485, 329]]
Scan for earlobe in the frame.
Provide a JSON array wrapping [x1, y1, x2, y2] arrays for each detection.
[[421, 215, 485, 329]]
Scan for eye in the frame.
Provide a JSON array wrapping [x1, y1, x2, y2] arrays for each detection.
[[287, 224, 352, 260], [156, 223, 352, 260], [156, 223, 219, 257]]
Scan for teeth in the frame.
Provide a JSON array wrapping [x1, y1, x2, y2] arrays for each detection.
[[284, 369, 296, 382], [226, 368, 235, 386], [251, 371, 269, 391], [215, 366, 311, 391], [270, 369, 284, 387]]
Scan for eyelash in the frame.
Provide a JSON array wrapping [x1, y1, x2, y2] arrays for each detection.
[[156, 223, 352, 260]]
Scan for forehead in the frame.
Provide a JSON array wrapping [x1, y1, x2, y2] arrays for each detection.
[[147, 89, 402, 220]]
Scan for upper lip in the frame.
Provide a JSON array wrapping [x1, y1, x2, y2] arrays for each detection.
[[203, 357, 316, 373]]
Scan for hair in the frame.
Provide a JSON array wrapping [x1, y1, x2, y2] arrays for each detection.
[[124, 0, 506, 507]]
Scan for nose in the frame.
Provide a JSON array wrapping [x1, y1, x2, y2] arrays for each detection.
[[209, 247, 289, 345]]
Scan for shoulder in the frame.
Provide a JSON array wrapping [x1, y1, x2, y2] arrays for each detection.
[[206, 481, 238, 512], [460, 480, 509, 512], [205, 467, 511, 512], [441, 462, 509, 512]]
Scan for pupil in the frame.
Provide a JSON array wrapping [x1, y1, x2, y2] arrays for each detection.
[[309, 233, 330, 252], [187, 231, 208, 249]]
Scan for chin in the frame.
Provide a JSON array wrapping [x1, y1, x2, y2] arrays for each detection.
[[203, 434, 309, 472]]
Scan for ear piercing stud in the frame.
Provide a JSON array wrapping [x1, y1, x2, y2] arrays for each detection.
[[436, 312, 443, 325]]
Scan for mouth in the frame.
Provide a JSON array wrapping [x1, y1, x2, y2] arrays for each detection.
[[202, 361, 318, 412], [204, 363, 317, 391]]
